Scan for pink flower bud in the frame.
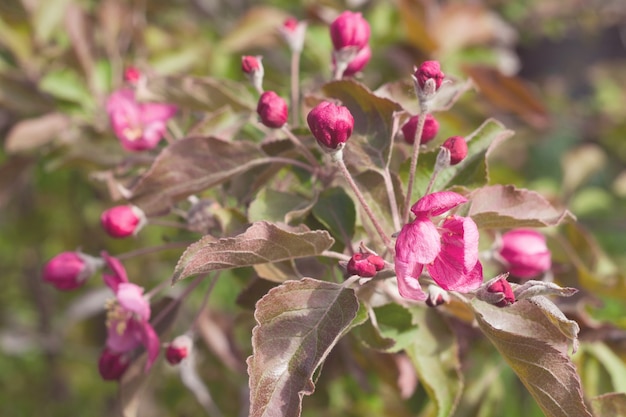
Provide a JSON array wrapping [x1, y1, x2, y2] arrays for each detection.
[[425, 285, 450, 307], [347, 252, 385, 278], [486, 275, 515, 307], [330, 11, 370, 51], [165, 335, 193, 365], [101, 205, 146, 238], [241, 55, 261, 74], [441, 136, 468, 165], [280, 18, 307, 53], [98, 348, 130, 381], [414, 61, 445, 91], [283, 17, 298, 32], [401, 114, 439, 145], [498, 229, 551, 278], [338, 44, 371, 77], [42, 251, 100, 291], [307, 101, 354, 151], [257, 91, 288, 128], [124, 66, 142, 85]]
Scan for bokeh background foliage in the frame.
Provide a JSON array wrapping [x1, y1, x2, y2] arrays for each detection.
[[1, 0, 626, 416]]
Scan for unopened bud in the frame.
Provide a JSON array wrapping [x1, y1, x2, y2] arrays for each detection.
[[498, 229, 551, 278], [329, 11, 370, 51], [241, 55, 264, 93], [441, 136, 468, 165], [425, 285, 450, 307], [280, 18, 307, 53], [476, 274, 515, 307], [414, 61, 445, 91], [338, 44, 371, 77], [257, 91, 288, 128], [42, 251, 102, 291], [124, 66, 142, 85], [165, 335, 193, 365], [98, 348, 130, 381], [101, 205, 146, 238], [307, 101, 354, 151], [401, 114, 439, 145], [347, 252, 385, 278]]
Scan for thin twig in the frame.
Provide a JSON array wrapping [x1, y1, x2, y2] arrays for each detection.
[[402, 111, 427, 224], [290, 51, 301, 127], [281, 126, 319, 167]]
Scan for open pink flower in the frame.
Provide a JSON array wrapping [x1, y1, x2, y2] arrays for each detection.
[[394, 191, 483, 301], [101, 252, 159, 377], [106, 88, 177, 152]]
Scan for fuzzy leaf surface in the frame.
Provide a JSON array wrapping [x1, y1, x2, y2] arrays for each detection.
[[468, 184, 575, 228], [172, 222, 334, 283], [247, 278, 360, 417], [592, 392, 626, 417], [130, 136, 269, 216], [473, 299, 592, 417]]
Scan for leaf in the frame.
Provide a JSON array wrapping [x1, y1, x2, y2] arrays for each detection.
[[129, 136, 269, 216], [473, 299, 593, 417], [247, 278, 360, 417], [248, 188, 312, 225], [172, 222, 334, 283], [137, 75, 255, 113], [463, 65, 549, 129], [353, 169, 401, 234], [410, 118, 514, 196], [311, 187, 356, 247], [356, 303, 417, 352], [584, 343, 626, 394], [322, 79, 402, 170], [405, 308, 463, 417], [468, 184, 575, 228], [4, 113, 70, 153], [592, 392, 626, 417], [218, 6, 288, 52], [374, 78, 474, 114]]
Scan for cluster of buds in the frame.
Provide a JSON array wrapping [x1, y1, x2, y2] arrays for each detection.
[[330, 11, 371, 78], [347, 250, 385, 278]]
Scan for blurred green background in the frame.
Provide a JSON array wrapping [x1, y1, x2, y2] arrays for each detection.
[[1, 0, 625, 416]]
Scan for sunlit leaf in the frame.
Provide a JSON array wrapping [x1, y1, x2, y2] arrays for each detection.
[[468, 184, 575, 228], [247, 278, 360, 417], [473, 299, 592, 417], [172, 222, 334, 283], [405, 308, 463, 417], [129, 136, 270, 216], [592, 392, 626, 417], [4, 113, 70, 153], [248, 187, 312, 225]]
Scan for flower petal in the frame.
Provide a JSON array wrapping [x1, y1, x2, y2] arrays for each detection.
[[107, 318, 143, 353], [410, 191, 467, 218], [427, 258, 483, 293], [395, 259, 427, 301], [395, 219, 440, 265], [117, 283, 151, 321], [101, 251, 129, 292], [140, 102, 177, 124], [140, 322, 160, 372]]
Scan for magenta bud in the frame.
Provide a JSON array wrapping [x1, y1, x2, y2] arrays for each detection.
[[42, 251, 100, 291], [425, 285, 450, 307], [283, 17, 298, 32], [441, 136, 468, 165], [124, 66, 142, 85], [98, 348, 130, 381], [486, 275, 516, 307], [241, 55, 261, 74], [257, 91, 288, 128], [329, 11, 370, 51], [347, 252, 385, 278], [280, 17, 307, 53], [401, 114, 439, 145], [101, 205, 146, 238], [165, 335, 193, 365], [415, 61, 445, 91], [498, 229, 551, 278], [307, 101, 354, 151]]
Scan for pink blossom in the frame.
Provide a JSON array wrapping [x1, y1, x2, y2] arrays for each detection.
[[98, 348, 131, 380], [106, 88, 177, 152], [347, 252, 385, 278], [498, 229, 551, 278], [395, 191, 483, 301], [101, 252, 159, 376]]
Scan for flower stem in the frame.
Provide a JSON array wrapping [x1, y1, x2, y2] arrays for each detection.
[[335, 156, 392, 250], [384, 112, 402, 231], [290, 50, 301, 126], [281, 126, 319, 167], [402, 111, 428, 224]]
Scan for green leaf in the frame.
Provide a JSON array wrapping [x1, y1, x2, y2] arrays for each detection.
[[249, 187, 313, 225], [129, 136, 270, 216], [473, 299, 592, 417], [592, 392, 626, 417], [409, 118, 514, 197], [405, 308, 463, 417], [468, 184, 575, 228], [137, 74, 255, 113], [312, 187, 356, 247], [39, 68, 94, 108], [584, 343, 626, 394], [353, 169, 401, 234], [172, 222, 334, 283], [356, 303, 417, 352], [247, 278, 360, 417], [322, 79, 402, 170]]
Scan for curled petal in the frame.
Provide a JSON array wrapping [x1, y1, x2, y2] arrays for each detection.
[[395, 259, 426, 301], [395, 219, 441, 265], [101, 251, 129, 292], [411, 191, 467, 218], [140, 322, 160, 372], [117, 283, 151, 321]]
